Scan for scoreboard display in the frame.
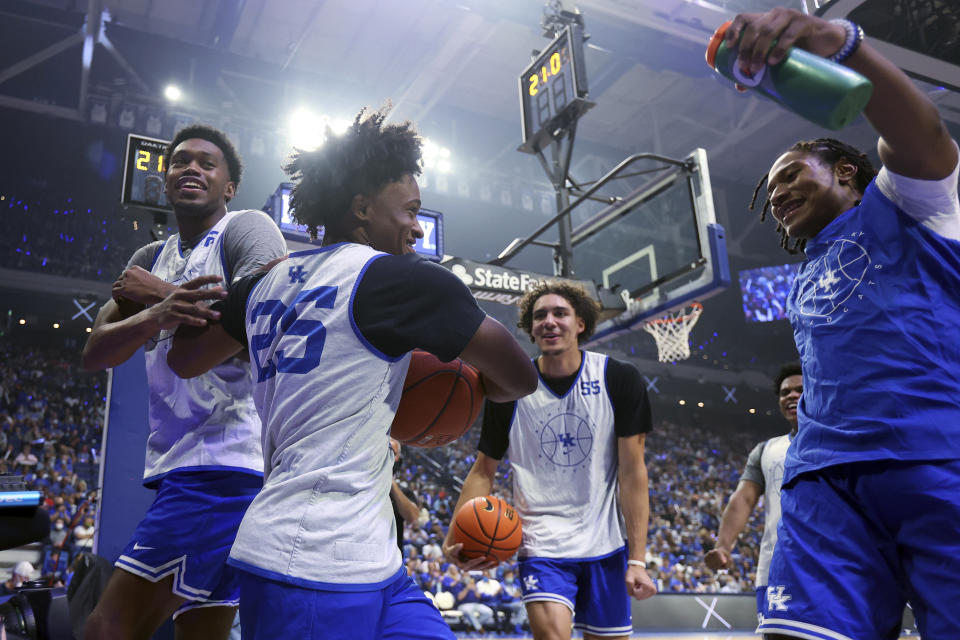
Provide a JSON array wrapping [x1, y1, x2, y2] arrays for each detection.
[[518, 24, 590, 152], [121, 133, 172, 213]]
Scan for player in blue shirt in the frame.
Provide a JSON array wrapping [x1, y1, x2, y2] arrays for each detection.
[[733, 7, 960, 640]]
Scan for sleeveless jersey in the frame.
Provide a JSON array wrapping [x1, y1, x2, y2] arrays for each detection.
[[228, 243, 411, 588], [507, 351, 624, 559], [143, 210, 262, 484], [755, 434, 790, 587], [785, 179, 960, 485]]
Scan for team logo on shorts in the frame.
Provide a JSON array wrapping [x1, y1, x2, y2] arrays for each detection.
[[538, 411, 593, 468], [522, 575, 540, 592], [766, 585, 792, 611]]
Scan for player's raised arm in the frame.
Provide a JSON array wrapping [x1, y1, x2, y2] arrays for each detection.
[[729, 8, 956, 179], [167, 271, 265, 378], [168, 323, 244, 379], [82, 274, 226, 371], [460, 316, 538, 402]]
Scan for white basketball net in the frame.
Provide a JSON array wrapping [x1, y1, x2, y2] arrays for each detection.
[[642, 302, 703, 363]]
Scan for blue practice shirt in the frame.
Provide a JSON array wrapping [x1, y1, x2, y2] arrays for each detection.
[[785, 163, 960, 484]]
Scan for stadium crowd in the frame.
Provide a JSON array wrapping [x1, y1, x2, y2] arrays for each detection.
[[0, 339, 106, 588]]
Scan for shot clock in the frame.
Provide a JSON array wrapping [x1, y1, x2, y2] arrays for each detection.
[[121, 133, 172, 213], [518, 24, 592, 153]]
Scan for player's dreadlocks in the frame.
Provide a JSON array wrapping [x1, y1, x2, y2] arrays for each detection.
[[749, 138, 877, 254], [284, 106, 423, 241], [517, 281, 601, 345]]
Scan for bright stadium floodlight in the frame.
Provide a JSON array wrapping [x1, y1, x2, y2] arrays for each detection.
[[288, 109, 327, 151], [329, 119, 351, 135], [421, 137, 452, 173]]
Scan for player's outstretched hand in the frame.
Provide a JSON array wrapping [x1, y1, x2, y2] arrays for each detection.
[[441, 538, 497, 572], [626, 565, 657, 601], [726, 8, 847, 77], [704, 547, 733, 571], [145, 275, 226, 331]]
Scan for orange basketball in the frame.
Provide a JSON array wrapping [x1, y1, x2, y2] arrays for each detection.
[[452, 496, 522, 565], [390, 350, 484, 448]]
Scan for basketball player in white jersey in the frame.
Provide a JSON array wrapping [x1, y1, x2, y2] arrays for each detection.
[[704, 362, 801, 621], [81, 125, 286, 640], [166, 107, 538, 640], [443, 282, 657, 640]]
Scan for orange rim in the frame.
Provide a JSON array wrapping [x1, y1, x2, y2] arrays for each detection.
[[646, 302, 703, 325], [705, 21, 731, 69]]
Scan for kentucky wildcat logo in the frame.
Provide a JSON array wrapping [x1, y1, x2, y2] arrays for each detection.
[[797, 239, 871, 318]]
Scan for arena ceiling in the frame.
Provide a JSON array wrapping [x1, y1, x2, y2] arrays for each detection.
[[1, 0, 958, 372], [5, 0, 957, 189]]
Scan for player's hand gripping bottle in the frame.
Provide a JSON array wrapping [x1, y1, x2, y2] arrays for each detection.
[[706, 20, 873, 130]]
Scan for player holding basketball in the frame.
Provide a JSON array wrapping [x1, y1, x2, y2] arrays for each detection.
[[167, 107, 537, 640], [443, 282, 656, 640], [732, 7, 960, 639], [704, 362, 801, 623], [81, 125, 286, 640]]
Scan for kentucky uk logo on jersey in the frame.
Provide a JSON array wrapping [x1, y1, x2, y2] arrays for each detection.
[[536, 408, 594, 471], [796, 232, 884, 327]]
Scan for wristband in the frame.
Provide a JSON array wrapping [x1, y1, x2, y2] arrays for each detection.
[[627, 560, 647, 568], [828, 19, 864, 64]]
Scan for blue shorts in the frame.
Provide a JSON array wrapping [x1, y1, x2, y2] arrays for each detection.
[[115, 469, 261, 615], [237, 567, 453, 640], [757, 460, 960, 640], [755, 587, 765, 623], [518, 546, 631, 637]]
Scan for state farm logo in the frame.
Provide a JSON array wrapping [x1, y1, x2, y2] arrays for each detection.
[[449, 263, 545, 293]]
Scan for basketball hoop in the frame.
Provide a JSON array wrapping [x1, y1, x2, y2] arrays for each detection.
[[642, 302, 703, 363]]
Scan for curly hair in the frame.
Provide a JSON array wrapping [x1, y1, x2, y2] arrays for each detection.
[[749, 138, 877, 254], [773, 361, 802, 395], [166, 124, 243, 186], [517, 281, 601, 345], [283, 107, 423, 241]]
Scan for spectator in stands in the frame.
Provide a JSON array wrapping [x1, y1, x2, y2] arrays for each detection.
[[49, 516, 69, 549], [456, 573, 495, 633], [43, 550, 69, 579], [496, 568, 527, 633], [15, 444, 38, 467], [74, 515, 95, 551], [1, 561, 35, 595]]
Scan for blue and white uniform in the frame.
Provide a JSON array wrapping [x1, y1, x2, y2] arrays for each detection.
[[479, 352, 650, 637], [143, 211, 264, 483], [217, 243, 485, 640], [759, 156, 960, 640], [115, 209, 285, 613], [738, 433, 790, 618]]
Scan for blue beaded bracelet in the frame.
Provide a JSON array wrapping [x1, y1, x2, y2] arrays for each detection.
[[828, 19, 864, 64]]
